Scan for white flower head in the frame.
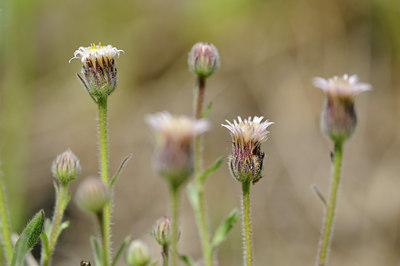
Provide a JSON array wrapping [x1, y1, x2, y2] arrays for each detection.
[[69, 43, 123, 63], [313, 74, 371, 97]]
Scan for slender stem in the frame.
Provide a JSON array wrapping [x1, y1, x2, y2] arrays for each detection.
[[316, 141, 343, 266], [98, 97, 111, 266], [169, 185, 179, 266], [241, 181, 253, 266], [162, 244, 169, 266], [193, 77, 213, 266], [0, 175, 12, 264], [96, 212, 108, 266]]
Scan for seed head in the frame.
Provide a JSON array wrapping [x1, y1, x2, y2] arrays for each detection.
[[76, 177, 110, 214], [52, 149, 81, 184], [146, 112, 209, 189], [222, 116, 273, 184], [152, 216, 172, 246], [313, 74, 371, 143], [70, 43, 123, 101], [125, 240, 151, 266], [188, 42, 220, 78]]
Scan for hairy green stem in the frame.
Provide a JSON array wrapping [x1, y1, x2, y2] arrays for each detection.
[[169, 185, 180, 266], [316, 141, 343, 266], [98, 97, 111, 266], [162, 244, 169, 266], [0, 176, 12, 264], [193, 77, 213, 266], [41, 183, 69, 266], [241, 181, 253, 266]]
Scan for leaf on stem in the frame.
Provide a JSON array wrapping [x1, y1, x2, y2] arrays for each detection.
[[198, 157, 224, 185], [40, 232, 49, 257], [10, 210, 44, 266], [202, 101, 213, 118], [55, 220, 70, 241], [186, 184, 199, 214], [110, 154, 132, 187], [179, 253, 195, 266], [211, 209, 238, 253], [90, 236, 102, 266], [311, 184, 327, 207], [111, 235, 131, 266]]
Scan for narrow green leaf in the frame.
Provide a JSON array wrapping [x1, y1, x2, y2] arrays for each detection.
[[179, 254, 195, 266], [211, 209, 238, 253], [55, 220, 70, 240], [90, 236, 102, 266], [201, 101, 213, 118], [186, 184, 199, 214], [111, 235, 131, 266], [311, 184, 327, 207], [149, 260, 158, 266], [198, 157, 224, 185], [40, 232, 49, 256], [110, 154, 132, 187], [10, 210, 44, 266], [43, 218, 52, 236]]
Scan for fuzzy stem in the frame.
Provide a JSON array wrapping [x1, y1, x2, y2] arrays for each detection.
[[193, 77, 213, 266], [316, 141, 343, 266], [241, 181, 253, 266], [162, 244, 169, 266], [0, 176, 12, 264], [169, 185, 179, 266], [98, 97, 111, 266]]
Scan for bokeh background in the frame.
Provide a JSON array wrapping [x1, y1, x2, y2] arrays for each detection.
[[1, 0, 400, 265]]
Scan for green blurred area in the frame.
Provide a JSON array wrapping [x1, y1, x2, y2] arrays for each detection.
[[1, 0, 400, 265]]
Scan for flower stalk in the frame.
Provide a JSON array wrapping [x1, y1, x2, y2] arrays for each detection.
[[0, 175, 12, 265], [169, 185, 179, 266], [241, 181, 252, 266]]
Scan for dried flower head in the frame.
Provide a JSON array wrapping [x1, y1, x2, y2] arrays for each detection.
[[188, 42, 220, 78], [313, 74, 371, 142], [70, 43, 123, 101], [222, 116, 273, 184], [146, 112, 209, 189], [152, 216, 172, 246], [125, 240, 151, 266], [52, 149, 81, 184], [76, 177, 110, 214]]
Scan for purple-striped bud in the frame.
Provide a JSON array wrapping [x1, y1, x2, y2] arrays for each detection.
[[52, 149, 81, 184]]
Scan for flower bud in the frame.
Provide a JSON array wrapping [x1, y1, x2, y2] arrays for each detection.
[[52, 149, 81, 184], [152, 216, 171, 246], [125, 240, 151, 266], [313, 74, 371, 143], [222, 116, 273, 184], [76, 177, 110, 214], [146, 112, 209, 189], [188, 42, 220, 78], [70, 43, 123, 101]]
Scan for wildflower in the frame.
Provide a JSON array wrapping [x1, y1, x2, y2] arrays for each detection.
[[70, 43, 123, 101], [222, 116, 274, 184], [76, 177, 110, 214], [146, 112, 209, 189], [126, 240, 151, 266], [313, 74, 371, 142], [52, 149, 81, 184], [152, 216, 172, 246], [188, 42, 220, 78]]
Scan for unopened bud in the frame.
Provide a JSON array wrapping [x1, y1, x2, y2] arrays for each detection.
[[126, 240, 151, 266], [188, 42, 220, 78], [313, 74, 371, 143], [76, 177, 110, 214], [152, 216, 171, 246], [52, 149, 81, 184]]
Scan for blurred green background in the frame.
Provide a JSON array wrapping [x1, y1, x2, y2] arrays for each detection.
[[1, 0, 400, 265]]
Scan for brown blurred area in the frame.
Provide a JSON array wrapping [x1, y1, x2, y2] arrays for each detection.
[[1, 0, 400, 265]]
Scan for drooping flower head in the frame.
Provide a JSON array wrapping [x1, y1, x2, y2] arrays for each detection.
[[146, 112, 209, 189], [52, 149, 81, 184], [313, 74, 371, 142], [70, 43, 123, 102], [222, 116, 274, 184], [188, 42, 220, 78]]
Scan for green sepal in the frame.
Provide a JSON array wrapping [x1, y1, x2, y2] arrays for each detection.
[[198, 157, 224, 185], [110, 154, 132, 187], [90, 236, 102, 266], [202, 101, 213, 118], [211, 209, 238, 254], [111, 235, 131, 266], [186, 184, 199, 214], [178, 254, 195, 266], [10, 210, 44, 266]]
